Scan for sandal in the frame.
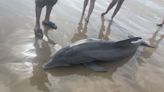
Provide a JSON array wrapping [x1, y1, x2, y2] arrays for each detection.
[[42, 21, 57, 29], [34, 28, 43, 39]]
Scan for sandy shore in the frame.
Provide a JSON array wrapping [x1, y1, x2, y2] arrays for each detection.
[[0, 0, 164, 92]]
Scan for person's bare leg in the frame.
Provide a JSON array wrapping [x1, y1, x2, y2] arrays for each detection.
[[82, 0, 89, 17], [111, 0, 124, 19], [44, 6, 53, 23], [101, 0, 118, 16], [86, 0, 96, 23], [34, 5, 43, 38], [43, 5, 57, 29], [35, 7, 42, 30]]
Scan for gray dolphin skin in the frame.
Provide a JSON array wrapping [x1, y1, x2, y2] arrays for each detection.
[[43, 37, 154, 72]]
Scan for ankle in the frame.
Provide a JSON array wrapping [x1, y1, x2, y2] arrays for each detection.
[[43, 19, 49, 23]]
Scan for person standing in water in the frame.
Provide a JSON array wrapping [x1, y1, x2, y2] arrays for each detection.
[[81, 0, 96, 23], [102, 0, 125, 20], [34, 0, 58, 38]]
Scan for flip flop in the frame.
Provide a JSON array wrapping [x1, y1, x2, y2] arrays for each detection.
[[34, 28, 43, 39], [42, 21, 57, 29]]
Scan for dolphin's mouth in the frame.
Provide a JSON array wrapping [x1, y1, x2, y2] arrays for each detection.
[[43, 59, 56, 70], [43, 59, 71, 70], [43, 63, 53, 70]]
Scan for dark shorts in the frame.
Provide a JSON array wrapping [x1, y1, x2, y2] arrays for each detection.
[[35, 0, 58, 8]]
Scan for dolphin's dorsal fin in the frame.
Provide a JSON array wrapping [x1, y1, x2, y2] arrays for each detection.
[[115, 37, 142, 46]]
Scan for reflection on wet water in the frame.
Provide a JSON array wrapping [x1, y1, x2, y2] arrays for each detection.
[[30, 38, 51, 92], [144, 27, 164, 57], [98, 16, 113, 40], [71, 15, 88, 42], [139, 27, 164, 65], [0, 0, 164, 92]]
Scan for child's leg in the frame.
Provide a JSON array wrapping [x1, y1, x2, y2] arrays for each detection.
[[44, 5, 53, 23], [34, 0, 44, 38], [86, 0, 96, 22], [111, 0, 124, 19], [35, 6, 42, 30], [82, 0, 89, 17], [43, 0, 58, 29], [101, 0, 118, 16]]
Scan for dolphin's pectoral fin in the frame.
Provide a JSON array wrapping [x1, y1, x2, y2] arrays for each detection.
[[84, 62, 107, 72], [115, 37, 142, 46]]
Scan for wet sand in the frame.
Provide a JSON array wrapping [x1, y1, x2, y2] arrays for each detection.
[[0, 0, 164, 92]]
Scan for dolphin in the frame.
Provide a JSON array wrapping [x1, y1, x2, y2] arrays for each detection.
[[43, 37, 154, 72]]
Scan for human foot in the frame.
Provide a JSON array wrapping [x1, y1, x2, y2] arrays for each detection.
[[85, 17, 90, 24], [101, 12, 107, 16]]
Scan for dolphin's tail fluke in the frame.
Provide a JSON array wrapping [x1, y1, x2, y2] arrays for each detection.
[[141, 41, 155, 48], [128, 35, 155, 48]]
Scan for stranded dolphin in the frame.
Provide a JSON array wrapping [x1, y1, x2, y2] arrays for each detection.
[[43, 37, 154, 72]]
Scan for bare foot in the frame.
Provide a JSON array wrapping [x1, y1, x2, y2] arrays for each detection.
[[101, 12, 107, 16], [42, 21, 57, 29], [85, 18, 89, 24]]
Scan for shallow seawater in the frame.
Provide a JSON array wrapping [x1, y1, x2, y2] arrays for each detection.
[[0, 0, 164, 92]]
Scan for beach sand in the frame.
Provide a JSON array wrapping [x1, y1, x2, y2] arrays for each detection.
[[0, 0, 164, 92]]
